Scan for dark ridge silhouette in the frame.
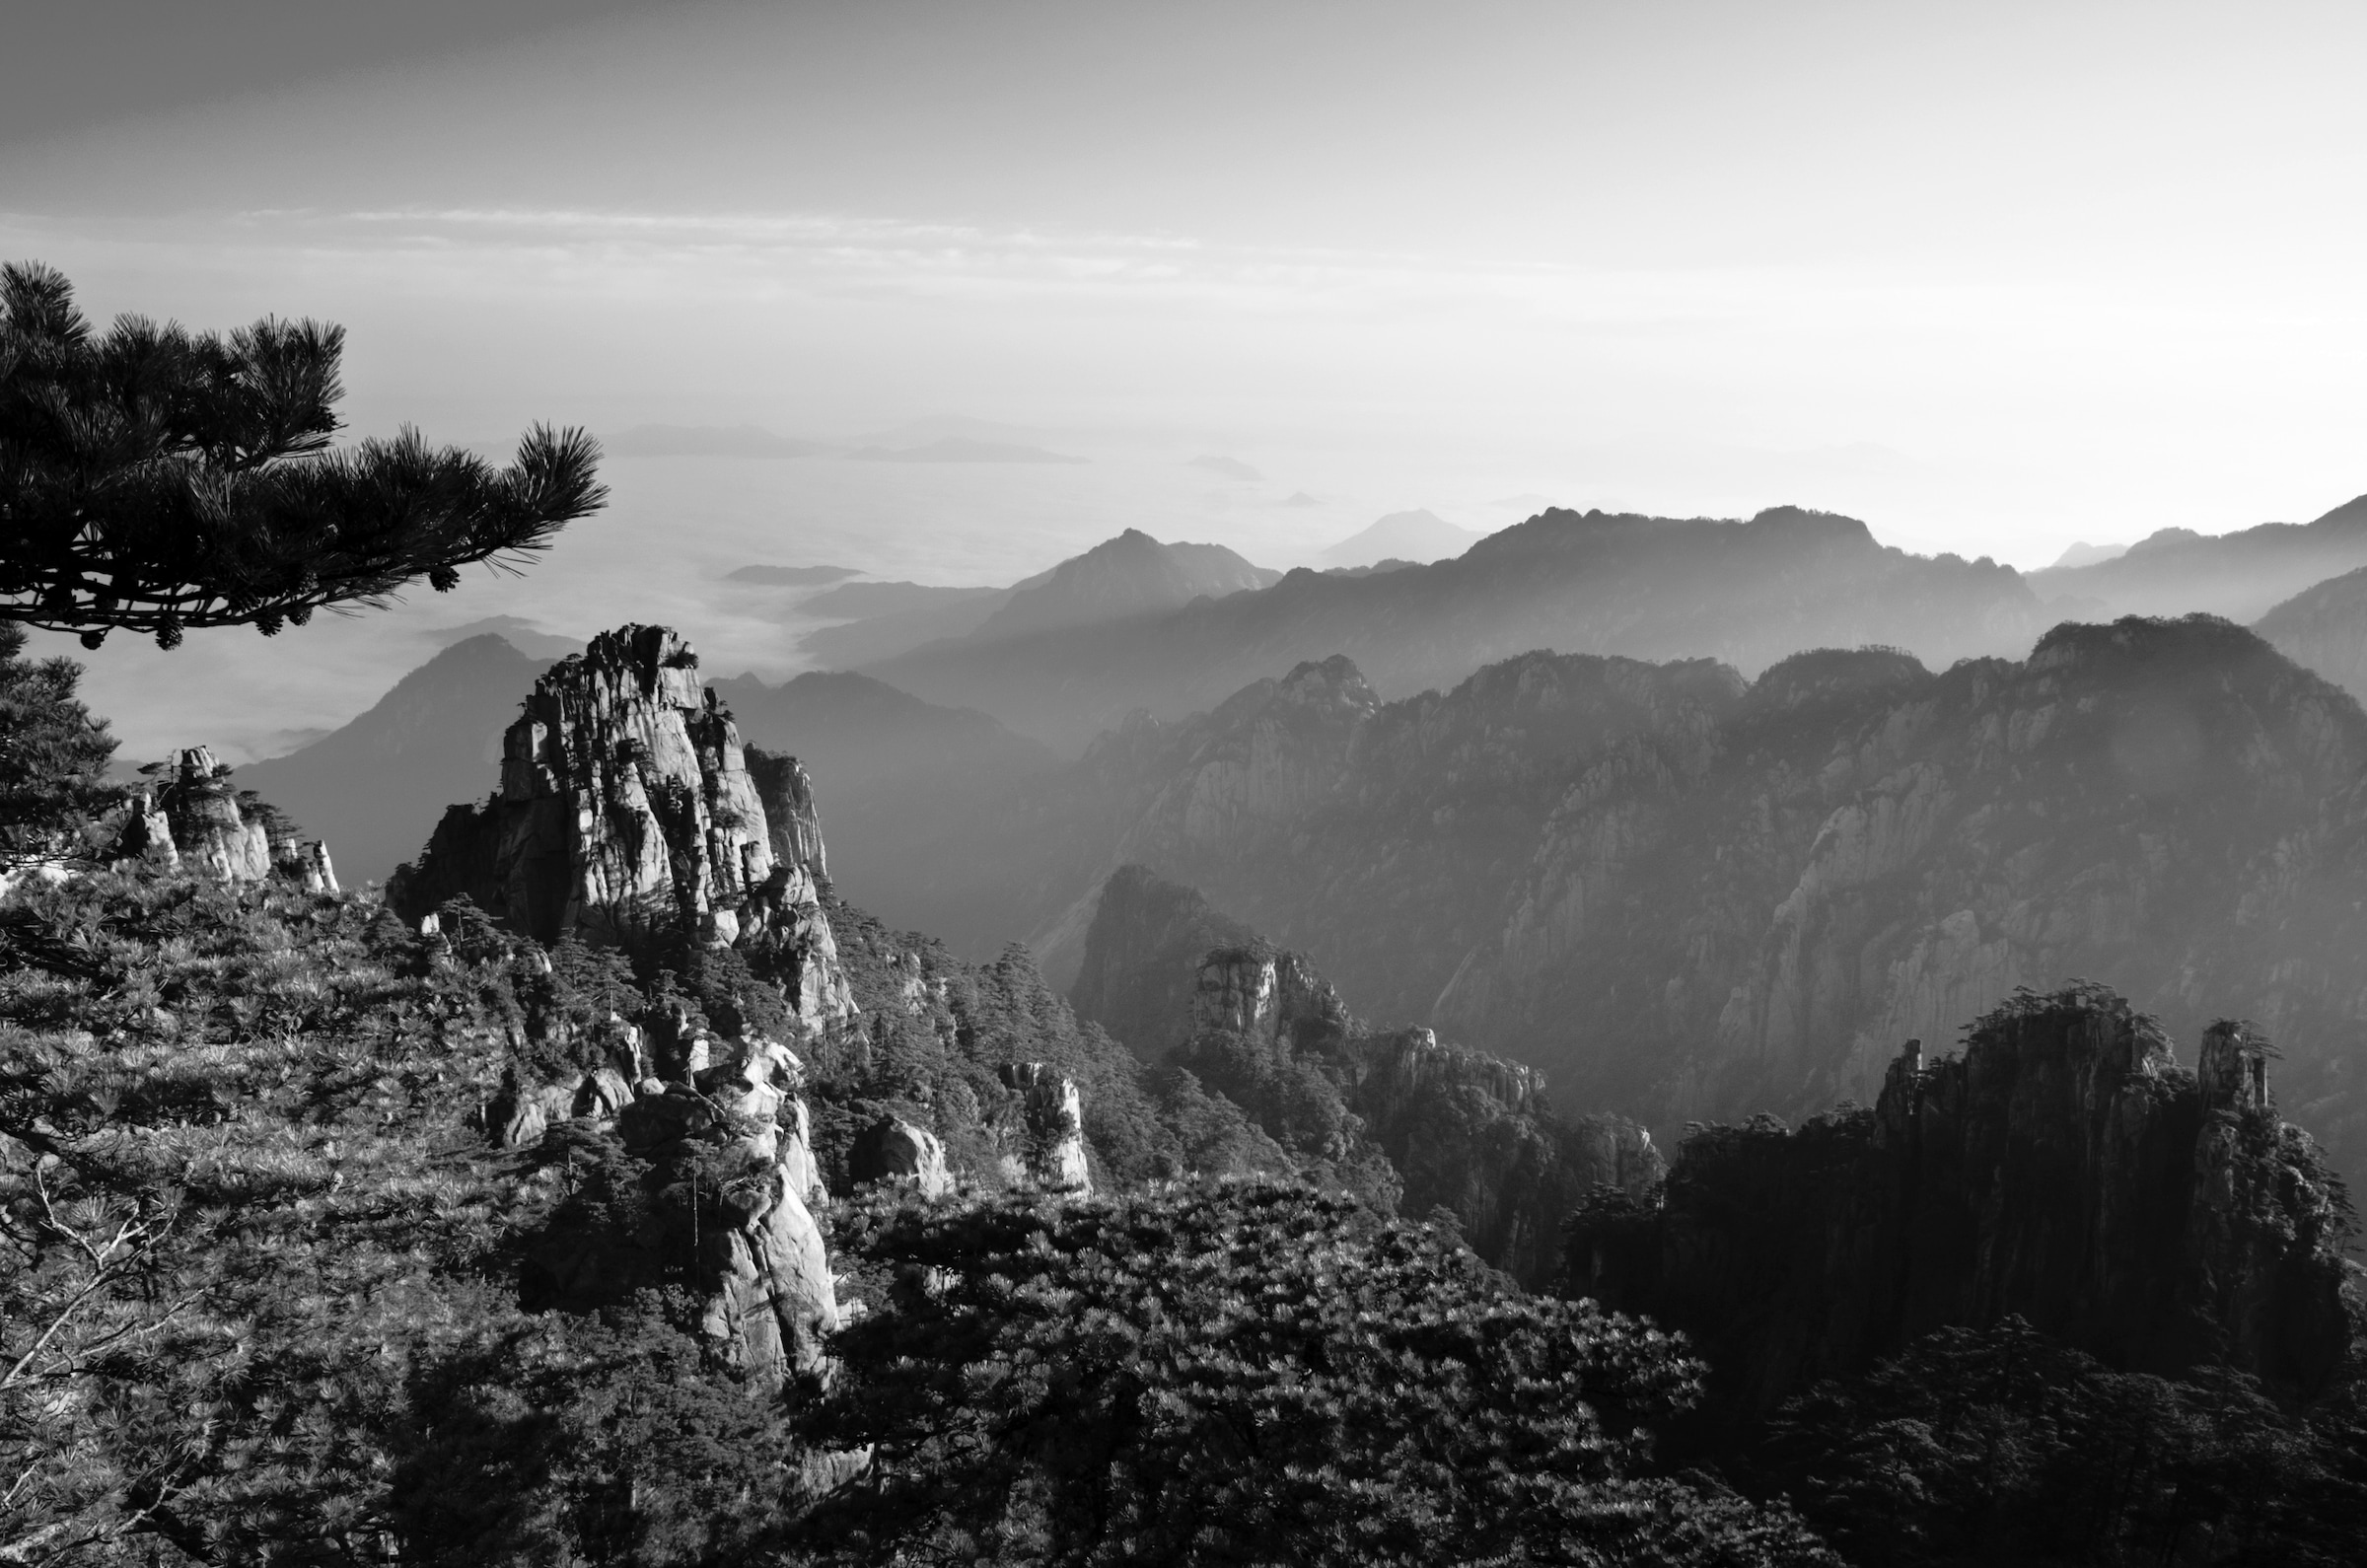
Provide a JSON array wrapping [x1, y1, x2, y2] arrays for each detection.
[[1569, 988, 2355, 1417]]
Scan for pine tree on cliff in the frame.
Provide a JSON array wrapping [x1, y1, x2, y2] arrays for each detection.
[[0, 261, 606, 650]]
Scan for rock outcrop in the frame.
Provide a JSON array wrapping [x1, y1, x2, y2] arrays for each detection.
[[852, 1115, 953, 1198], [106, 746, 338, 891], [1564, 985, 2358, 1416], [744, 748, 828, 880], [999, 1062, 1092, 1193], [616, 1034, 844, 1387], [157, 746, 272, 880], [1076, 868, 1663, 1286], [392, 624, 854, 1034]]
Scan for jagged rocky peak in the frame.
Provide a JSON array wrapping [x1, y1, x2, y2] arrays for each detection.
[[1570, 985, 2357, 1415], [1000, 1061, 1093, 1193], [743, 747, 827, 881], [2197, 1019, 2270, 1113], [393, 622, 854, 1033], [1190, 943, 1353, 1054], [1204, 652, 1381, 734], [110, 745, 338, 891]]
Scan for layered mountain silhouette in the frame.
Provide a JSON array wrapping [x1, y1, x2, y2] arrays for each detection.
[[847, 614, 2367, 1184], [692, 669, 1059, 927], [236, 634, 560, 885], [803, 529, 1277, 668], [2028, 493, 2367, 622], [2256, 561, 2367, 705], [1317, 508, 1484, 568], [861, 505, 2042, 750], [1068, 864, 1664, 1288]]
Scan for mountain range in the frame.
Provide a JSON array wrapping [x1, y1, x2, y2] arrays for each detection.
[[799, 528, 1277, 668], [822, 615, 2367, 1182], [860, 504, 2043, 751], [2028, 492, 2367, 622]]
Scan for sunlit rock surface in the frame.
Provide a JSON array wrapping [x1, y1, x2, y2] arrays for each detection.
[[392, 623, 855, 1033]]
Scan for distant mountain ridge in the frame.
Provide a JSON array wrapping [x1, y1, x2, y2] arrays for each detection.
[[1317, 508, 1483, 568], [799, 529, 1277, 668], [968, 529, 1278, 643], [862, 504, 2043, 751], [703, 668, 1060, 929], [2256, 561, 2367, 706], [2029, 493, 2367, 621]]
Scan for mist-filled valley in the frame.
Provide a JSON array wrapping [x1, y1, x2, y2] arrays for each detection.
[[13, 5, 2367, 1561]]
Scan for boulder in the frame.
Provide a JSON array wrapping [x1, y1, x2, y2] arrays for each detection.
[[852, 1116, 952, 1198]]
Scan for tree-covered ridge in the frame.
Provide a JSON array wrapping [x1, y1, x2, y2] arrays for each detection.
[[1760, 1317, 2367, 1566], [804, 1180, 1836, 1567], [1, 861, 1838, 1563]]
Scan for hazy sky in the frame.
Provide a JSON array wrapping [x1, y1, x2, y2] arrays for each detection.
[[7, 1, 2367, 754]]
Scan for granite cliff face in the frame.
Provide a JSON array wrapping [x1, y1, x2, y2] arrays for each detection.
[[615, 1034, 845, 1387], [1073, 866, 1662, 1286], [1565, 986, 2359, 1415], [393, 624, 854, 1033]]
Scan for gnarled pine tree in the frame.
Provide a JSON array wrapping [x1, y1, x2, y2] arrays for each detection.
[[0, 261, 606, 649]]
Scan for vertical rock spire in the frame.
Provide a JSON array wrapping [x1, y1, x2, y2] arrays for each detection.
[[394, 623, 855, 1033]]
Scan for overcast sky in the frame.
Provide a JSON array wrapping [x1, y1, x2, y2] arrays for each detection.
[[7, 1, 2367, 760]]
